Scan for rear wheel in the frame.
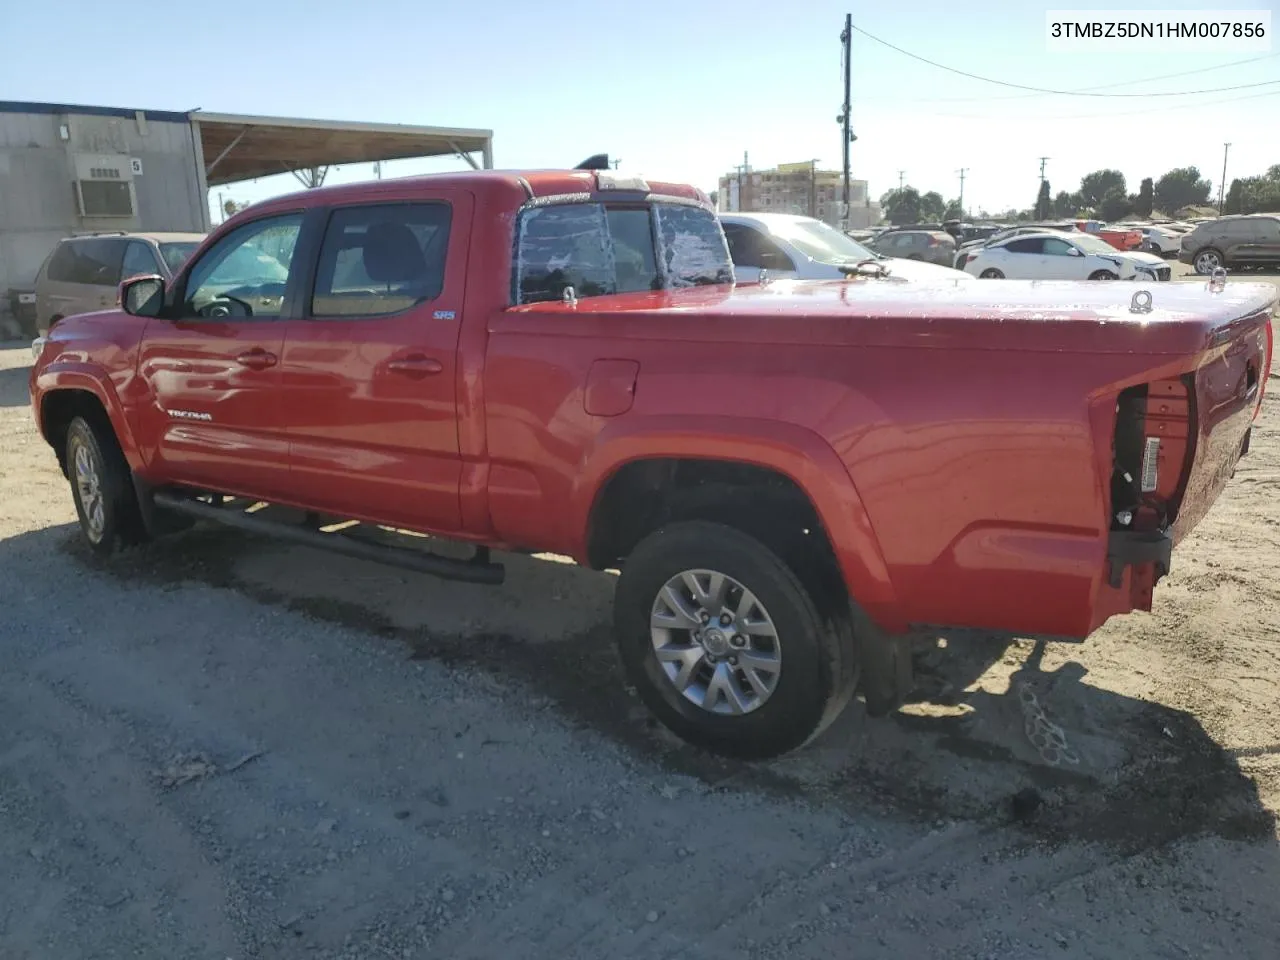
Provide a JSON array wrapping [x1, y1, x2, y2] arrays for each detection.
[[614, 521, 857, 760], [979, 268, 1004, 279], [65, 415, 149, 556], [1088, 270, 1118, 281]]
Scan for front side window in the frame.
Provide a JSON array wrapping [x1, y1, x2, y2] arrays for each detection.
[[311, 203, 452, 318], [1003, 238, 1045, 255], [722, 224, 795, 271], [181, 213, 301, 319], [514, 201, 731, 305], [1042, 238, 1076, 257], [158, 242, 200, 274], [122, 240, 160, 279]]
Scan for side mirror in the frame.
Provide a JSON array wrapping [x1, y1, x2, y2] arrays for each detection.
[[120, 274, 165, 317]]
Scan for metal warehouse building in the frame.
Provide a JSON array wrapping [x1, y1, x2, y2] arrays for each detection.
[[0, 100, 493, 333]]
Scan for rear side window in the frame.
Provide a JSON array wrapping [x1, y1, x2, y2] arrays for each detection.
[[514, 201, 731, 305], [311, 203, 452, 317], [45, 238, 126, 285], [44, 242, 78, 282]]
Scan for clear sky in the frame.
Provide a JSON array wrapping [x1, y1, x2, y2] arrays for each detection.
[[2, 0, 1276, 219]]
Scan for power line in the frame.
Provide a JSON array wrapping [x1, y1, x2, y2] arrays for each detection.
[[859, 52, 1279, 103], [862, 87, 1280, 124], [848, 23, 1280, 97]]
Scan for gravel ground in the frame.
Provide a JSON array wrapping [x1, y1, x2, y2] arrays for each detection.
[[1, 324, 1278, 959]]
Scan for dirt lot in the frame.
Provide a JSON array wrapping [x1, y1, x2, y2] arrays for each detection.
[[1, 302, 1278, 958]]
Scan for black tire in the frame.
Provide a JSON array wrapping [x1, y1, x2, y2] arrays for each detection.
[[979, 268, 1004, 279], [65, 414, 149, 556], [614, 520, 857, 760], [1088, 270, 1118, 281]]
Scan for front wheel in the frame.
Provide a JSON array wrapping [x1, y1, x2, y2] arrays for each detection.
[[1088, 270, 1118, 281], [613, 521, 857, 760], [65, 415, 149, 556], [979, 268, 1004, 279]]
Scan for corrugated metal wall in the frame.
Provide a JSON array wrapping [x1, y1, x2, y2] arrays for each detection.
[[0, 107, 206, 298]]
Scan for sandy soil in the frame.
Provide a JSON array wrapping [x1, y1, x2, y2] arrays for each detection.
[[0, 328, 1277, 959]]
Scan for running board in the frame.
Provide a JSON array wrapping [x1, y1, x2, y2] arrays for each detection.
[[151, 492, 505, 585]]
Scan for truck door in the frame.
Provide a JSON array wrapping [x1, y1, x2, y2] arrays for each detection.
[[136, 212, 302, 499], [277, 192, 471, 532]]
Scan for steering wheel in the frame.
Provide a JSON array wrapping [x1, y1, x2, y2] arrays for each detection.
[[199, 295, 254, 319]]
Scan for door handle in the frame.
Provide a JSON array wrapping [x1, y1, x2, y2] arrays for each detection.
[[387, 355, 443, 377], [235, 349, 278, 371]]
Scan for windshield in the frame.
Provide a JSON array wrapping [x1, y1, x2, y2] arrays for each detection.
[[1072, 234, 1121, 255], [766, 218, 878, 263], [158, 242, 200, 273]]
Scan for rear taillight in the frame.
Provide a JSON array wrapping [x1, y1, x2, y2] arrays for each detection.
[[1112, 379, 1194, 534], [1257, 315, 1274, 420]]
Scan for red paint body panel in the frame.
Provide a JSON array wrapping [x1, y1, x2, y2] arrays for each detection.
[[28, 169, 1278, 641]]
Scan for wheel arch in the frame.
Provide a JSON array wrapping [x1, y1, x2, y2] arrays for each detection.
[[572, 415, 903, 631], [35, 368, 144, 474]]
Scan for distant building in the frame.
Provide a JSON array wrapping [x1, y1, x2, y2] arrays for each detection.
[[716, 160, 881, 230]]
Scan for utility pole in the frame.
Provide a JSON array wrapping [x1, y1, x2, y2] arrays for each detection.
[[611, 158, 622, 169], [837, 13, 855, 231], [897, 170, 905, 191], [801, 158, 821, 219], [957, 168, 968, 219], [1039, 157, 1049, 182], [734, 150, 750, 212], [1219, 142, 1231, 211]]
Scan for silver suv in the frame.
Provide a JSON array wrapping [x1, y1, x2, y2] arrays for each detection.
[[1178, 214, 1280, 275], [34, 231, 204, 335]]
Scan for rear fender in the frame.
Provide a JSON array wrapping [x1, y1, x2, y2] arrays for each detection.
[[571, 415, 905, 632], [34, 364, 144, 472]]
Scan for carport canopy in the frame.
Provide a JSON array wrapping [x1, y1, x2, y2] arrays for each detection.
[[194, 111, 494, 186]]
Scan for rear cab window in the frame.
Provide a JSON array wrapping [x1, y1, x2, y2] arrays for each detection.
[[46, 238, 126, 285], [513, 199, 732, 305]]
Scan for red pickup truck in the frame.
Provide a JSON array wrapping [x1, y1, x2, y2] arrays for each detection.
[[29, 166, 1275, 760]]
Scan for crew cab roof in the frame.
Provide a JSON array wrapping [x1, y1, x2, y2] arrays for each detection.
[[241, 169, 708, 218]]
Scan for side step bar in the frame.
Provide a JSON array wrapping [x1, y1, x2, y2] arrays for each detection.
[[151, 492, 505, 585]]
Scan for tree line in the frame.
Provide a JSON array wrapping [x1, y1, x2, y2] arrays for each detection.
[[878, 163, 1279, 225]]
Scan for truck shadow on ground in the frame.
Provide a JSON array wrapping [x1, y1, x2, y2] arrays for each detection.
[[49, 520, 1276, 860]]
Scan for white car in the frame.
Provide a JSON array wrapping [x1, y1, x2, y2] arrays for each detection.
[[962, 231, 1172, 281], [718, 212, 973, 284], [1115, 223, 1182, 257]]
